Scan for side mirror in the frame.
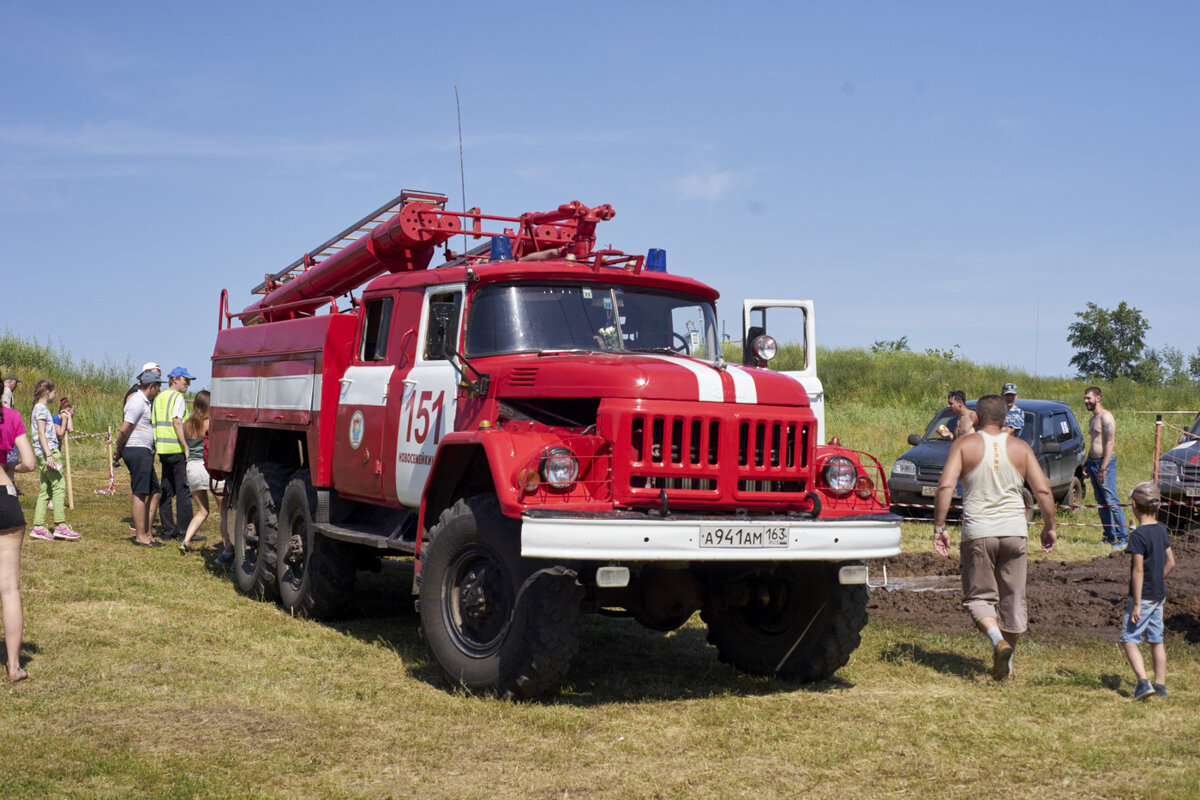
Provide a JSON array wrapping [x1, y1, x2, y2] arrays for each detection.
[[907, 434, 921, 447], [1181, 435, 1189, 445]]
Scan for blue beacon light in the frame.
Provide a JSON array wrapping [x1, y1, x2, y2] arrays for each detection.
[[489, 235, 514, 261], [646, 248, 667, 272]]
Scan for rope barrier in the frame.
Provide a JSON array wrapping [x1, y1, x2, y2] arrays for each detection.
[[57, 428, 117, 496]]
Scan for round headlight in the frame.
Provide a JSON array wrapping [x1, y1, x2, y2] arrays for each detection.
[[822, 455, 857, 496], [540, 447, 580, 490], [892, 459, 916, 477], [753, 334, 778, 363]]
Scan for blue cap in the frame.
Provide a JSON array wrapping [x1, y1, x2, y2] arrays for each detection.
[[169, 366, 196, 380]]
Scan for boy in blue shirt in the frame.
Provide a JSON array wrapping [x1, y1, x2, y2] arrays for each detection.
[[1121, 482, 1175, 701]]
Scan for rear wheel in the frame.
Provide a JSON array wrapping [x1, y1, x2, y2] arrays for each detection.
[[1020, 487, 1035, 523], [276, 474, 356, 619], [701, 563, 868, 682], [232, 464, 288, 600], [1063, 476, 1085, 509], [417, 495, 583, 698]]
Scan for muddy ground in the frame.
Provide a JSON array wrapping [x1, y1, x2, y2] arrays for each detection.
[[869, 533, 1200, 643]]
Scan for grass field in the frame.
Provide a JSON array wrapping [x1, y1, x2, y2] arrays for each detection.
[[3, 339, 1198, 798], [3, 462, 1198, 799]]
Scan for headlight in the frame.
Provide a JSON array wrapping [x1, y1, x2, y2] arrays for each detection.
[[892, 459, 916, 477], [753, 334, 778, 363], [540, 447, 580, 490], [821, 455, 857, 496], [1158, 459, 1179, 479]]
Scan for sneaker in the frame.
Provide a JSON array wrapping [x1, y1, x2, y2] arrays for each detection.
[[992, 640, 1014, 681], [1111, 540, 1128, 551], [1153, 683, 1168, 698], [190, 534, 207, 543], [52, 524, 80, 540], [30, 525, 54, 541], [1132, 682, 1155, 702], [215, 549, 234, 566]]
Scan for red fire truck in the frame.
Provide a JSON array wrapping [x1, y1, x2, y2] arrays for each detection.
[[208, 190, 901, 698]]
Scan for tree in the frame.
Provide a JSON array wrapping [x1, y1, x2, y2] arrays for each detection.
[[870, 336, 909, 353], [1066, 302, 1150, 381]]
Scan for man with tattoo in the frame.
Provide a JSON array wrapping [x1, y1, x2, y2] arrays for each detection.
[[1084, 386, 1128, 549]]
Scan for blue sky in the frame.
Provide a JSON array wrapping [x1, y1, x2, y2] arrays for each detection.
[[3, 2, 1197, 388]]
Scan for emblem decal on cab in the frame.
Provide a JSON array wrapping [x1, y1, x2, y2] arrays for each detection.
[[349, 410, 365, 450]]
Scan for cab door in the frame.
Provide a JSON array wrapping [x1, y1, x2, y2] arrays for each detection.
[[741, 299, 824, 441], [334, 294, 395, 501], [394, 285, 464, 507]]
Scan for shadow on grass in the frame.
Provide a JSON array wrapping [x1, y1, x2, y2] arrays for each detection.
[[259, 558, 858, 704], [879, 641, 984, 679]]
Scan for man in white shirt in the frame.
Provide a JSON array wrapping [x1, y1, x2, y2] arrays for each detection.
[[114, 371, 165, 547]]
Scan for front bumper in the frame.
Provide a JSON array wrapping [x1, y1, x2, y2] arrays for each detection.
[[520, 511, 901, 561]]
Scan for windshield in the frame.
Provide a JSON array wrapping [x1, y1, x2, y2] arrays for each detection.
[[465, 283, 719, 361]]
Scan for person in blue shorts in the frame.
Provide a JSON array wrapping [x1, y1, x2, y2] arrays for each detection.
[[1120, 481, 1175, 701]]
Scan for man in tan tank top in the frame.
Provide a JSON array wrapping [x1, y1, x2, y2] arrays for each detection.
[[932, 395, 1057, 680]]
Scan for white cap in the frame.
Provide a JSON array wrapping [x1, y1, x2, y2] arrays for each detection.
[[139, 361, 161, 374]]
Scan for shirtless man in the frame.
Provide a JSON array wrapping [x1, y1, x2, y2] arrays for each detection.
[[933, 394, 1057, 680], [937, 391, 978, 440], [1084, 386, 1128, 548]]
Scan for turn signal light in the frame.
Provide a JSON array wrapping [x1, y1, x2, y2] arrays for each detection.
[[855, 475, 875, 499]]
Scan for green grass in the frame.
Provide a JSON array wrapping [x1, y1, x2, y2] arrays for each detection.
[[2, 334, 1198, 797], [3, 466, 1199, 799]]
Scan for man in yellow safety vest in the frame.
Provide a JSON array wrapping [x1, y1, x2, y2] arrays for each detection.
[[152, 366, 194, 540]]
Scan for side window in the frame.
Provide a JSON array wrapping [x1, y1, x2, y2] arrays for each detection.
[[424, 291, 463, 361], [1040, 413, 1055, 440], [359, 296, 393, 361]]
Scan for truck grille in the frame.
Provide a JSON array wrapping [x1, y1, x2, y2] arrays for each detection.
[[1181, 464, 1200, 482], [600, 399, 814, 508]]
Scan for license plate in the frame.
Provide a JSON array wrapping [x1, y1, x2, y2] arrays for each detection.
[[699, 525, 789, 548], [921, 486, 936, 497], [1186, 487, 1200, 498]]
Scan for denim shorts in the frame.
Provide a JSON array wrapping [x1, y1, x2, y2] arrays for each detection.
[[1120, 597, 1165, 644]]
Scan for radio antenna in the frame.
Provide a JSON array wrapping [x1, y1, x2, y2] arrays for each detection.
[[455, 86, 467, 255]]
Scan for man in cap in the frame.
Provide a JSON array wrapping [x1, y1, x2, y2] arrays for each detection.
[[114, 370, 164, 546], [152, 367, 195, 541], [2, 374, 20, 484], [1084, 386, 1128, 548], [1001, 383, 1024, 438]]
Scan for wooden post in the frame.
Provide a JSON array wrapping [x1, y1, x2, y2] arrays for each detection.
[[1152, 415, 1162, 483], [64, 431, 75, 510]]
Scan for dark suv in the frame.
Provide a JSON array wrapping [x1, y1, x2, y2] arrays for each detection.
[[888, 399, 1088, 517], [1157, 411, 1200, 530]]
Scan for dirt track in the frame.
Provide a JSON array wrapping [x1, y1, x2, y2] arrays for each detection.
[[869, 534, 1200, 643]]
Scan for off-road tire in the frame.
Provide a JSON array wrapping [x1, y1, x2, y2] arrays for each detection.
[[701, 562, 868, 682], [1063, 476, 1085, 509], [1020, 486, 1036, 523], [416, 494, 583, 699], [231, 463, 288, 600], [276, 473, 357, 619]]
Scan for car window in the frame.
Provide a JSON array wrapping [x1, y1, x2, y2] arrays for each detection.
[[921, 408, 957, 442]]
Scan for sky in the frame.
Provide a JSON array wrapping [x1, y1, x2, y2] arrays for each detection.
[[3, 2, 1198, 389]]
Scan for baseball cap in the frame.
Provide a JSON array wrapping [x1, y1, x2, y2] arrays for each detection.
[[139, 361, 161, 374], [1130, 481, 1161, 506], [168, 366, 196, 380], [1001, 383, 1018, 395], [138, 370, 163, 387]]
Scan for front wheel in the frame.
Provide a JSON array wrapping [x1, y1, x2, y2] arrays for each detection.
[[276, 474, 356, 619], [417, 495, 582, 699], [701, 563, 868, 682]]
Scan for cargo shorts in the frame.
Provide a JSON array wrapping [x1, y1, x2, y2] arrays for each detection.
[[960, 535, 1028, 633]]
